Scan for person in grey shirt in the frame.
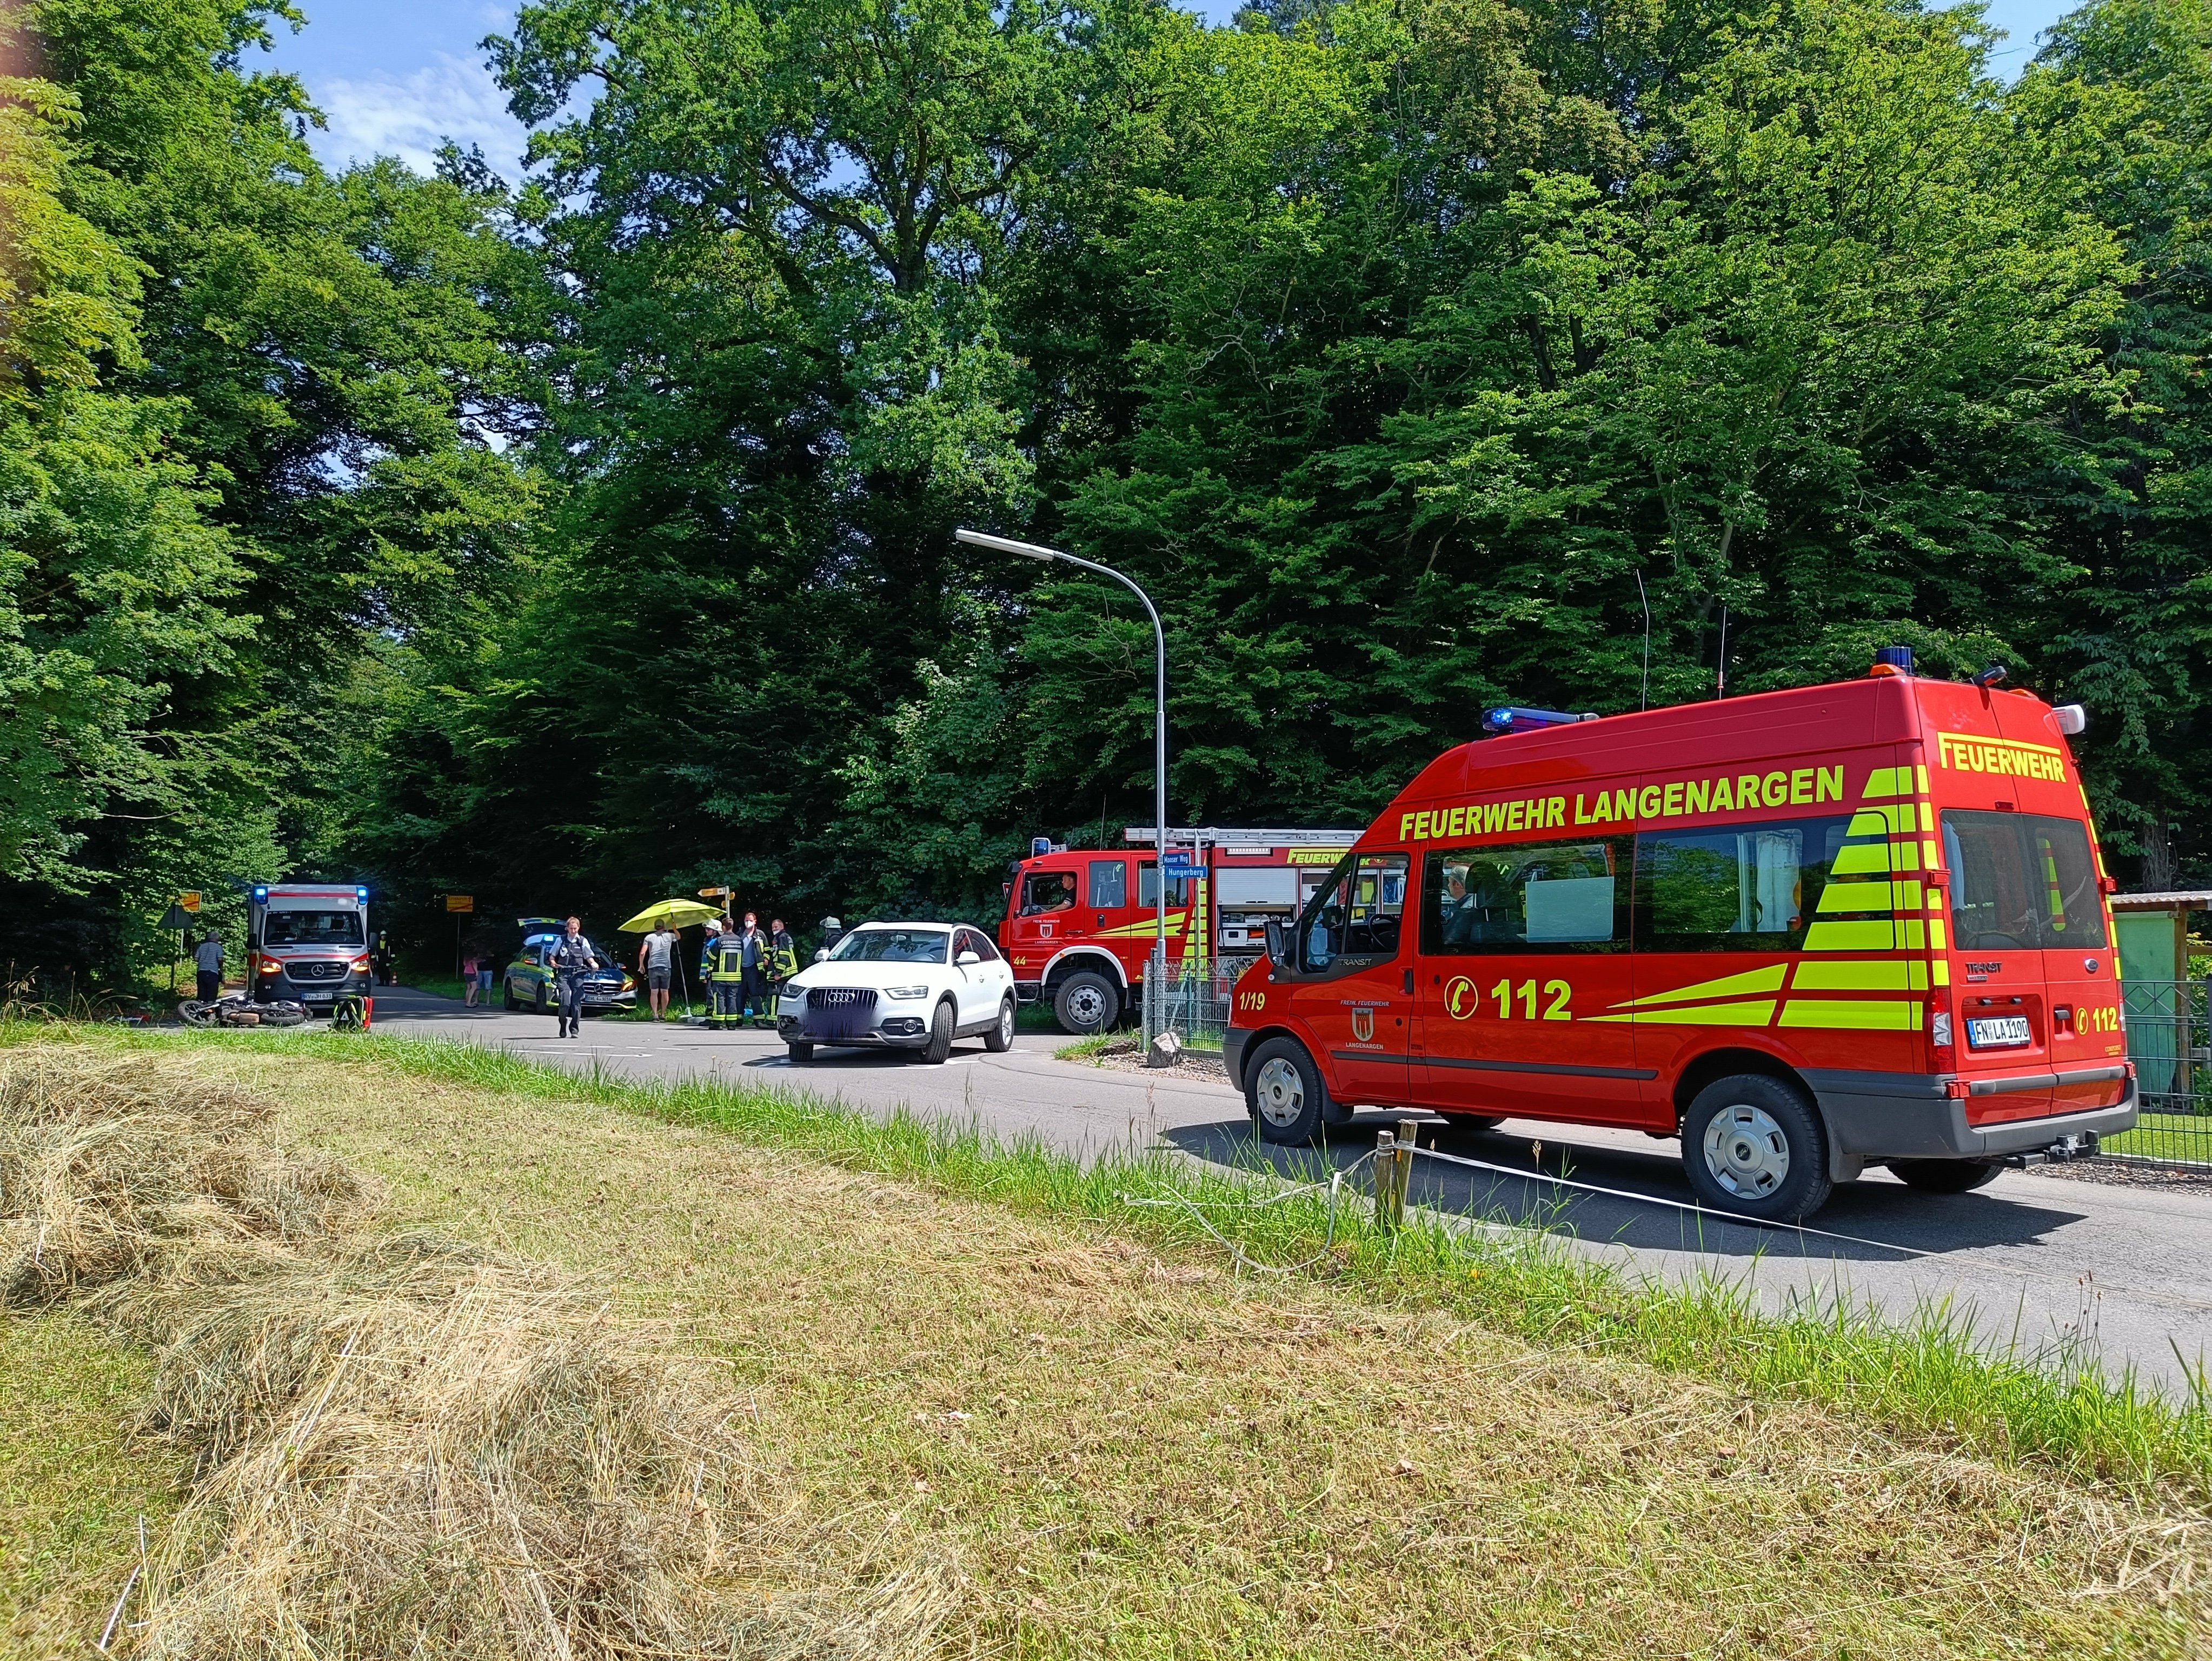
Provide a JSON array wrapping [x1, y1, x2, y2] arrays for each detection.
[[194, 929, 224, 1003], [637, 921, 679, 1020]]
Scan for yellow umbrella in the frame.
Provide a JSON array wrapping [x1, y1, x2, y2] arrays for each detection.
[[617, 898, 723, 933]]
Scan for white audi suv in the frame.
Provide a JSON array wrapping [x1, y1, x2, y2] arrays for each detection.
[[776, 921, 1017, 1064]]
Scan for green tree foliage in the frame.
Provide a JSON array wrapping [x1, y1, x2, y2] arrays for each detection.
[[0, 0, 531, 992], [11, 0, 2212, 985]]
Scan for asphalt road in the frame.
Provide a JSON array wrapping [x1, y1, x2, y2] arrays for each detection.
[[368, 983, 2212, 1396]]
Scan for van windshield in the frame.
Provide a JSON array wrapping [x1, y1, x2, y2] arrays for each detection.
[[1942, 812, 2107, 951], [261, 910, 365, 947]]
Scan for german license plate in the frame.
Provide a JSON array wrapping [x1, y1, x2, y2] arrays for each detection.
[[1967, 1015, 2031, 1048]]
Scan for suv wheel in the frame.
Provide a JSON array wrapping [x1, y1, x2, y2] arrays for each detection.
[[918, 998, 955, 1065], [983, 996, 1015, 1053], [1245, 1037, 1332, 1146], [1682, 1073, 1832, 1221], [787, 1041, 814, 1066], [1053, 971, 1119, 1035]]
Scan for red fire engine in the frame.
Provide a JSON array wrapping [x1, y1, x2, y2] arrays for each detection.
[[998, 827, 1364, 1033], [1223, 653, 2138, 1220]]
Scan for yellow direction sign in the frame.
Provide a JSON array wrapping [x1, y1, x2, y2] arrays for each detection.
[[446, 894, 474, 913], [179, 891, 202, 911]]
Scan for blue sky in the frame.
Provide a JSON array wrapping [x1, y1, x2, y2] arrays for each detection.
[[261, 0, 2079, 181]]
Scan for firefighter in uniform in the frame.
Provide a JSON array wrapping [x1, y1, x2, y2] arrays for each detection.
[[707, 919, 746, 1031], [762, 918, 799, 1028], [814, 915, 845, 964]]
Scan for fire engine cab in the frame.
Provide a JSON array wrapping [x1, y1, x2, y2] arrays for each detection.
[[1224, 654, 2139, 1221], [999, 827, 1363, 1033]]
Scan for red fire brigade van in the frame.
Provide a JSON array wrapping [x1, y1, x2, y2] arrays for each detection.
[[999, 828, 1363, 1033], [1223, 655, 2138, 1220]]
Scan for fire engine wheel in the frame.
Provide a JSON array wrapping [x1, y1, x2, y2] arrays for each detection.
[[918, 998, 956, 1065], [1682, 1074, 1831, 1222], [1246, 1037, 1331, 1146], [1886, 1158, 2004, 1193], [984, 996, 1016, 1053], [1052, 971, 1119, 1035]]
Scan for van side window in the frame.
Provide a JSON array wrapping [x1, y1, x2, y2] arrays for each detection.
[[1298, 851, 1411, 972], [1633, 816, 1850, 951], [1088, 859, 1126, 909], [1943, 812, 2107, 950], [1420, 840, 1629, 954]]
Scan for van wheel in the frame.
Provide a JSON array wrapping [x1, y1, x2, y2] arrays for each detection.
[[919, 998, 955, 1065], [1053, 972, 1119, 1035], [1682, 1074, 1832, 1221], [1246, 1037, 1332, 1146], [1887, 1158, 2003, 1193], [984, 996, 1015, 1053]]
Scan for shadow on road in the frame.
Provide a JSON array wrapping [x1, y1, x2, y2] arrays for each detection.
[[1160, 1114, 2090, 1264]]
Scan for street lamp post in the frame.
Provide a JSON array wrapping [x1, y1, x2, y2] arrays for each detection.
[[955, 528, 1171, 980]]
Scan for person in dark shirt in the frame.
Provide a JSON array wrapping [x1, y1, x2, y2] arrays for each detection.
[[548, 914, 600, 1038]]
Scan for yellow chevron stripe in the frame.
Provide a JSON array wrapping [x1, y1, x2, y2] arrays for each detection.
[[1831, 842, 1894, 875], [1586, 1001, 1776, 1026], [1092, 912, 1190, 940], [1778, 999, 1923, 1031], [1862, 766, 1909, 800], [1791, 959, 1928, 992], [1817, 879, 1922, 913], [1846, 803, 1918, 836], [1603, 964, 1788, 1009], [1803, 919, 1898, 951]]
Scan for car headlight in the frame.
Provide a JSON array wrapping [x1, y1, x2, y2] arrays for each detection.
[[885, 985, 928, 1000]]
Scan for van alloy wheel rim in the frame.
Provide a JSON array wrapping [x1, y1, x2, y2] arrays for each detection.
[[1066, 984, 1107, 1025], [1702, 1103, 1789, 1198], [1254, 1057, 1306, 1128]]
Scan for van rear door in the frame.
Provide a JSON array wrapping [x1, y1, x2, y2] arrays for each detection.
[[1941, 809, 2058, 1119]]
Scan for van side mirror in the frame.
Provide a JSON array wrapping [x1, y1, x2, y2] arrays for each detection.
[[1264, 917, 1287, 969]]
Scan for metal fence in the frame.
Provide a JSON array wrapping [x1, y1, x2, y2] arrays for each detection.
[[1140, 958, 1256, 1053], [2113, 976, 2212, 1167]]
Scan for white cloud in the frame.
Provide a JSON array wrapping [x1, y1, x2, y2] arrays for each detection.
[[308, 52, 529, 181]]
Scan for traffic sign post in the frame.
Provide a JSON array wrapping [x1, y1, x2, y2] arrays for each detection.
[[445, 895, 474, 982]]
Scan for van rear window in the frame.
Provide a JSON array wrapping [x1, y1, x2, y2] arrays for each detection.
[[1942, 812, 2106, 951]]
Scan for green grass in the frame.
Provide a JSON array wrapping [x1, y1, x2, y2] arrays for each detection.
[[16, 1020, 2212, 1507], [0, 1312, 181, 1656], [2103, 1109, 2212, 1164]]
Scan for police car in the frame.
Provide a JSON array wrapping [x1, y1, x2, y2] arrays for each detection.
[[502, 920, 637, 1014]]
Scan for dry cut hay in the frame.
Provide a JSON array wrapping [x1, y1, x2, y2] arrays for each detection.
[[0, 1046, 366, 1305], [2, 1045, 959, 1660]]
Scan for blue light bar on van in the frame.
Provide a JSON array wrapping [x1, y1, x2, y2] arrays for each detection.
[[355, 886, 369, 902], [1031, 836, 1052, 858], [252, 885, 268, 903], [1483, 706, 1599, 735]]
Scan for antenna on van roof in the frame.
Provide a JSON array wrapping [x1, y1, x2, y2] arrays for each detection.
[[1635, 569, 1651, 710]]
